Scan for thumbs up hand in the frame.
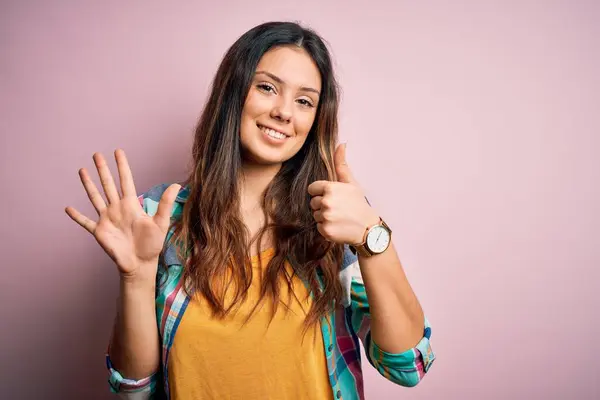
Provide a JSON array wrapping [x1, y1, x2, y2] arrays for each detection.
[[307, 143, 381, 245]]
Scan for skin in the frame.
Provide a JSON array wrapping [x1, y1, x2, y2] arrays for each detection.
[[64, 44, 424, 381]]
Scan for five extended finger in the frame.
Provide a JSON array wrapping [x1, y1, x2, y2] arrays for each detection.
[[65, 206, 97, 234], [79, 168, 106, 214], [154, 183, 181, 231], [93, 152, 120, 204], [115, 149, 137, 198]]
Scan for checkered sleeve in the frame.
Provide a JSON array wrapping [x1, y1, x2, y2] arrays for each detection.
[[106, 353, 158, 398]]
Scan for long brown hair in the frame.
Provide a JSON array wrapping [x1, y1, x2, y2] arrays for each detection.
[[167, 21, 343, 329]]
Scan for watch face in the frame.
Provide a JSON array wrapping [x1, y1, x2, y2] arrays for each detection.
[[366, 225, 390, 254]]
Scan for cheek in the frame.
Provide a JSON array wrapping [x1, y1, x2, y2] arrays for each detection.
[[240, 94, 261, 137], [295, 113, 317, 138], [242, 91, 270, 120], [289, 115, 315, 152], [241, 103, 255, 121]]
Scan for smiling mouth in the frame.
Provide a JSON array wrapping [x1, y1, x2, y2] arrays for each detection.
[[257, 123, 288, 140]]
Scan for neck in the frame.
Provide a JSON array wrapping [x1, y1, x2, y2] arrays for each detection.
[[239, 161, 281, 254], [239, 161, 281, 211]]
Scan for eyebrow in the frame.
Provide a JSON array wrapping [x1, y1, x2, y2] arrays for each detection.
[[255, 70, 320, 95]]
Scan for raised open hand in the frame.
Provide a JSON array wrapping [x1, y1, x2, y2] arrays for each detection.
[[65, 149, 180, 283]]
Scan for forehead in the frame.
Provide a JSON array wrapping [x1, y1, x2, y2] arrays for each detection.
[[256, 46, 322, 91]]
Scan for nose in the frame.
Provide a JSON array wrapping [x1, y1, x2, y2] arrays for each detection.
[[270, 97, 293, 124]]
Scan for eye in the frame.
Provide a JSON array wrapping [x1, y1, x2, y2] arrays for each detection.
[[257, 83, 276, 93], [297, 98, 315, 108]]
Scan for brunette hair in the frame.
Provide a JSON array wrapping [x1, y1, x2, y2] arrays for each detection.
[[167, 21, 343, 329]]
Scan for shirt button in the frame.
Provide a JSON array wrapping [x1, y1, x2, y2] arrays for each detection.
[[328, 344, 333, 352], [336, 390, 342, 398]]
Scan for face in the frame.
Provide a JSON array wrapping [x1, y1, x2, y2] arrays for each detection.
[[239, 45, 322, 166]]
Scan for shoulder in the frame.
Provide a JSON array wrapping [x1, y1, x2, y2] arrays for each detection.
[[138, 182, 189, 217], [139, 182, 189, 203]]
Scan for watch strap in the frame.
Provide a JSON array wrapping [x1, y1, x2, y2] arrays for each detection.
[[349, 243, 373, 257]]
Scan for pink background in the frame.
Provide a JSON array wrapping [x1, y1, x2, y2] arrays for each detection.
[[2, 1, 599, 399]]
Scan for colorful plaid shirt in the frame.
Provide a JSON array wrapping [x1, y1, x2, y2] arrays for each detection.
[[106, 183, 436, 400]]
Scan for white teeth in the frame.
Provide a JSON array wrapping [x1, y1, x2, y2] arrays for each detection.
[[260, 125, 286, 140], [267, 129, 285, 139]]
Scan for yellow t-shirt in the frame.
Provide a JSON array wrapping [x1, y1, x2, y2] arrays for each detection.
[[168, 249, 333, 400]]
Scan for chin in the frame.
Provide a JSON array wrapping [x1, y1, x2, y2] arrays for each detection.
[[243, 145, 290, 166]]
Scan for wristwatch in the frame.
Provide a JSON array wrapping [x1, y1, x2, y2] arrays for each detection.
[[349, 217, 392, 257]]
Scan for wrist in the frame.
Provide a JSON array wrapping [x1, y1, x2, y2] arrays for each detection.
[[119, 263, 157, 293], [364, 211, 381, 229], [353, 209, 381, 244], [120, 277, 155, 293]]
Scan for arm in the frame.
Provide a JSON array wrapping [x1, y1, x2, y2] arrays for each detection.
[[107, 275, 160, 382], [308, 144, 435, 386], [105, 189, 168, 395], [65, 150, 180, 397], [106, 278, 160, 397], [356, 237, 424, 353]]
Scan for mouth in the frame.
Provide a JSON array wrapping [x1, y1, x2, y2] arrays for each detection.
[[257, 123, 289, 140]]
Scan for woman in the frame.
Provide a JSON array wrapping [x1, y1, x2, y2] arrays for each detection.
[[66, 21, 435, 400]]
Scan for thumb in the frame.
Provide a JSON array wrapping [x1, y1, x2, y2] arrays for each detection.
[[334, 143, 355, 184], [154, 183, 181, 231]]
